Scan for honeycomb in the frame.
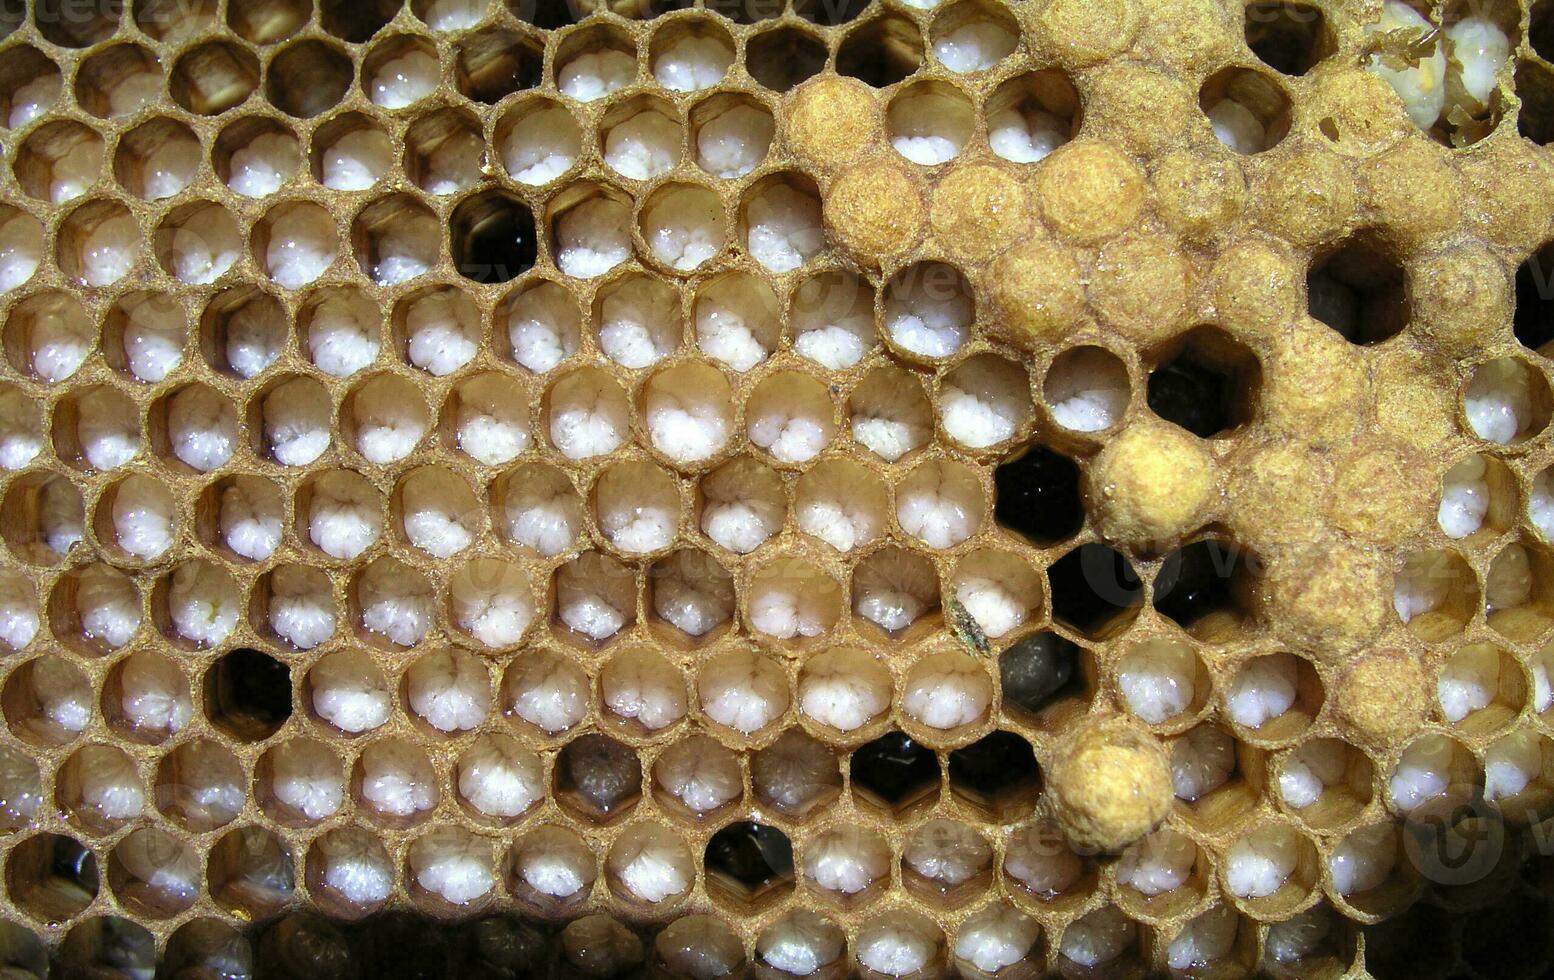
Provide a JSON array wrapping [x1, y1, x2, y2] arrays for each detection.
[[4, 0, 1554, 974]]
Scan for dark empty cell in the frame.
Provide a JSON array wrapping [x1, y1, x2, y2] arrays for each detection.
[[456, 30, 543, 104], [555, 733, 641, 820], [704, 821, 793, 891], [792, 0, 868, 25], [850, 731, 938, 809], [1461, 896, 1553, 977], [206, 648, 292, 741], [1047, 543, 1141, 637], [1517, 245, 1554, 354], [999, 632, 1079, 713], [10, 833, 98, 919], [1363, 904, 1455, 980], [837, 17, 924, 88], [453, 193, 538, 284], [35, 0, 122, 46], [511, 0, 580, 29], [1243, 1, 1331, 76], [1154, 539, 1245, 628], [267, 41, 352, 119], [321, 0, 399, 42], [258, 914, 353, 980], [746, 27, 828, 92], [51, 835, 97, 893], [1535, 1, 1554, 62], [947, 731, 1038, 799], [993, 445, 1083, 544], [1147, 353, 1233, 438], [1306, 238, 1409, 345], [1517, 62, 1554, 147], [356, 911, 453, 979]]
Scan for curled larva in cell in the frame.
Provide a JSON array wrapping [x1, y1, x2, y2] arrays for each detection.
[[641, 362, 733, 464], [511, 824, 597, 901], [306, 289, 381, 378], [349, 376, 428, 464], [903, 819, 993, 890], [655, 916, 746, 980], [595, 462, 682, 554], [167, 560, 239, 647], [1171, 724, 1237, 802], [606, 824, 694, 905], [1004, 824, 1084, 897], [1225, 824, 1303, 900], [1225, 653, 1299, 729], [1117, 639, 1200, 726], [749, 558, 841, 641], [306, 471, 383, 560], [744, 181, 824, 274], [264, 739, 344, 823], [1116, 828, 1197, 897], [114, 828, 201, 910], [548, 368, 630, 460], [313, 827, 394, 907], [939, 355, 1032, 449], [796, 459, 888, 553], [561, 915, 643, 978], [747, 371, 836, 464], [695, 273, 780, 373], [357, 738, 438, 819], [651, 550, 734, 639], [114, 650, 193, 740], [266, 565, 336, 650], [1060, 906, 1135, 969], [698, 649, 790, 734], [896, 458, 985, 549], [555, 196, 632, 278], [556, 551, 636, 643], [856, 910, 943, 977], [804, 827, 890, 896], [700, 457, 785, 554], [309, 650, 392, 735], [369, 47, 438, 109], [406, 648, 491, 733], [503, 104, 583, 187], [61, 744, 144, 826], [558, 49, 636, 102], [453, 373, 533, 466], [1279, 738, 1349, 810], [902, 651, 991, 730], [758, 910, 845, 976], [853, 547, 939, 634], [504, 650, 589, 735], [262, 377, 332, 467], [218, 476, 283, 561], [456, 733, 543, 820], [24, 656, 92, 736], [409, 827, 496, 906], [108, 474, 176, 560], [500, 464, 583, 558], [1166, 905, 1240, 971], [36, 475, 84, 557], [506, 279, 581, 372], [75, 563, 141, 651], [601, 648, 687, 732], [1436, 644, 1502, 723], [603, 105, 680, 181], [0, 569, 36, 653], [356, 558, 435, 648], [654, 734, 742, 815], [1328, 823, 1396, 896], [953, 904, 1039, 974], [403, 288, 478, 377], [449, 559, 536, 649], [398, 469, 476, 561], [1388, 734, 1460, 813], [1484, 729, 1546, 804], [166, 384, 237, 472], [798, 647, 891, 733], [75, 387, 140, 470]]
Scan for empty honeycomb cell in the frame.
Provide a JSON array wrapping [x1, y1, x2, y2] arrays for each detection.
[[745, 25, 827, 92], [747, 371, 836, 464], [1486, 540, 1554, 640], [742, 174, 825, 274], [308, 827, 395, 914], [342, 374, 429, 464], [55, 385, 140, 472], [555, 733, 642, 823], [950, 549, 1041, 640], [301, 470, 383, 560], [1155, 538, 1257, 638], [406, 649, 492, 734], [837, 13, 925, 88], [503, 278, 583, 372], [1243, 0, 1332, 76], [256, 376, 331, 466], [642, 183, 730, 272], [698, 648, 789, 734], [1146, 327, 1260, 438], [598, 273, 685, 369], [553, 552, 637, 642], [408, 827, 496, 908], [597, 647, 687, 732], [655, 916, 746, 977], [15, 120, 105, 203], [1, 655, 90, 748], [155, 737, 245, 831], [884, 262, 973, 360], [258, 564, 336, 650], [75, 43, 162, 120], [355, 737, 439, 824], [354, 193, 441, 285], [887, 82, 975, 165], [269, 40, 354, 118], [0, 47, 61, 129], [1519, 241, 1554, 356], [751, 727, 841, 816], [495, 462, 584, 557], [260, 738, 345, 824], [1306, 235, 1410, 345], [57, 200, 140, 287], [455, 27, 543, 103], [896, 456, 985, 548], [699, 455, 784, 553], [798, 647, 891, 734], [1387, 733, 1478, 815], [504, 650, 589, 735], [852, 545, 939, 636], [215, 118, 301, 198], [1169, 722, 1237, 803], [602, 96, 681, 181], [106, 828, 199, 919], [451, 190, 537, 284], [160, 559, 241, 648], [1198, 67, 1291, 154], [901, 650, 991, 731], [0, 471, 84, 563], [204, 648, 292, 742], [561, 915, 643, 977], [33, 0, 119, 45], [200, 286, 287, 379], [309, 650, 391, 736], [209, 826, 295, 918], [649, 18, 735, 92], [592, 460, 681, 554], [1225, 652, 1321, 739], [312, 113, 394, 191], [7, 832, 98, 920], [404, 108, 485, 197], [508, 824, 597, 907], [114, 117, 201, 201], [1463, 355, 1553, 444], [795, 457, 887, 553], [1392, 548, 1479, 640], [1438, 452, 1516, 539], [448, 557, 536, 648], [551, 187, 633, 279], [97, 474, 177, 561], [0, 206, 41, 294], [703, 820, 794, 909], [1437, 643, 1524, 734], [498, 98, 583, 186], [363, 36, 441, 110], [939, 354, 1033, 450], [748, 556, 842, 641], [691, 94, 774, 178], [649, 550, 734, 642], [169, 40, 260, 116], [1116, 638, 1208, 728], [695, 272, 780, 372], [49, 562, 141, 654], [155, 200, 242, 285], [947, 729, 1040, 818], [803, 826, 890, 903], [394, 467, 478, 558], [653, 734, 742, 816], [57, 743, 144, 832], [557, 25, 638, 102]]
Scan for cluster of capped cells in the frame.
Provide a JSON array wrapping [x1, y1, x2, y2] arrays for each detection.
[[8, 0, 1554, 974]]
